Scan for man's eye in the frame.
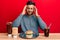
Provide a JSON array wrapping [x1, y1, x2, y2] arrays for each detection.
[[31, 8, 32, 9]]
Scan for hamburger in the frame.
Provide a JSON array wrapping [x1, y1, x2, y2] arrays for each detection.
[[25, 30, 33, 38]]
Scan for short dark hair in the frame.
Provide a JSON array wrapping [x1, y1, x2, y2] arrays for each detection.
[[26, 1, 35, 6]]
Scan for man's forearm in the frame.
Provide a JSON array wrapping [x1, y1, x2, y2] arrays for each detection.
[[12, 13, 23, 27], [37, 16, 47, 30]]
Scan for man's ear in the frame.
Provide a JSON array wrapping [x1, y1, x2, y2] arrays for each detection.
[[33, 7, 36, 14], [25, 7, 28, 14]]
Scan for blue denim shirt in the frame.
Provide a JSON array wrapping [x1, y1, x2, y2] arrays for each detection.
[[12, 14, 47, 38]]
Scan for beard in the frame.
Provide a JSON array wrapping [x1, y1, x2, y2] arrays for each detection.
[[26, 11, 33, 16], [27, 13, 33, 16]]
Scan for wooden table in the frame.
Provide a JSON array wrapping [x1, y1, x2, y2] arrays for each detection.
[[0, 33, 60, 40]]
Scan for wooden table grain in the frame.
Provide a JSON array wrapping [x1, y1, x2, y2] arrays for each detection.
[[0, 33, 60, 40]]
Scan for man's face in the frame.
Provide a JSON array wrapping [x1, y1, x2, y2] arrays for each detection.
[[26, 5, 35, 15]]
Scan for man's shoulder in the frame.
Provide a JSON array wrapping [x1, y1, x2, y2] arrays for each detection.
[[22, 14, 27, 18]]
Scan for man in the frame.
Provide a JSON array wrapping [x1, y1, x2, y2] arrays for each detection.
[[12, 1, 47, 38]]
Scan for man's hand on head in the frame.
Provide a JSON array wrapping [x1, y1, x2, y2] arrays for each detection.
[[22, 5, 27, 15], [34, 6, 40, 17]]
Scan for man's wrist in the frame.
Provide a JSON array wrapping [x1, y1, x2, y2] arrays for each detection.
[[21, 14, 24, 15], [21, 12, 25, 15], [35, 13, 40, 17]]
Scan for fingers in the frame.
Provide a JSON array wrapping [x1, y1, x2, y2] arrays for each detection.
[[34, 6, 38, 13], [34, 6, 39, 17], [22, 5, 27, 15], [34, 6, 37, 11], [23, 5, 27, 10]]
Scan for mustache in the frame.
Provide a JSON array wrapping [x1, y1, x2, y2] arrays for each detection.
[[27, 11, 33, 12]]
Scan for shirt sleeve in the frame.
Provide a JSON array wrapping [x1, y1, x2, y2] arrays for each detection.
[[37, 16, 47, 30], [12, 14, 23, 27]]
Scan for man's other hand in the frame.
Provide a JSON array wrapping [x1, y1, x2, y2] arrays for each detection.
[[22, 5, 27, 15]]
